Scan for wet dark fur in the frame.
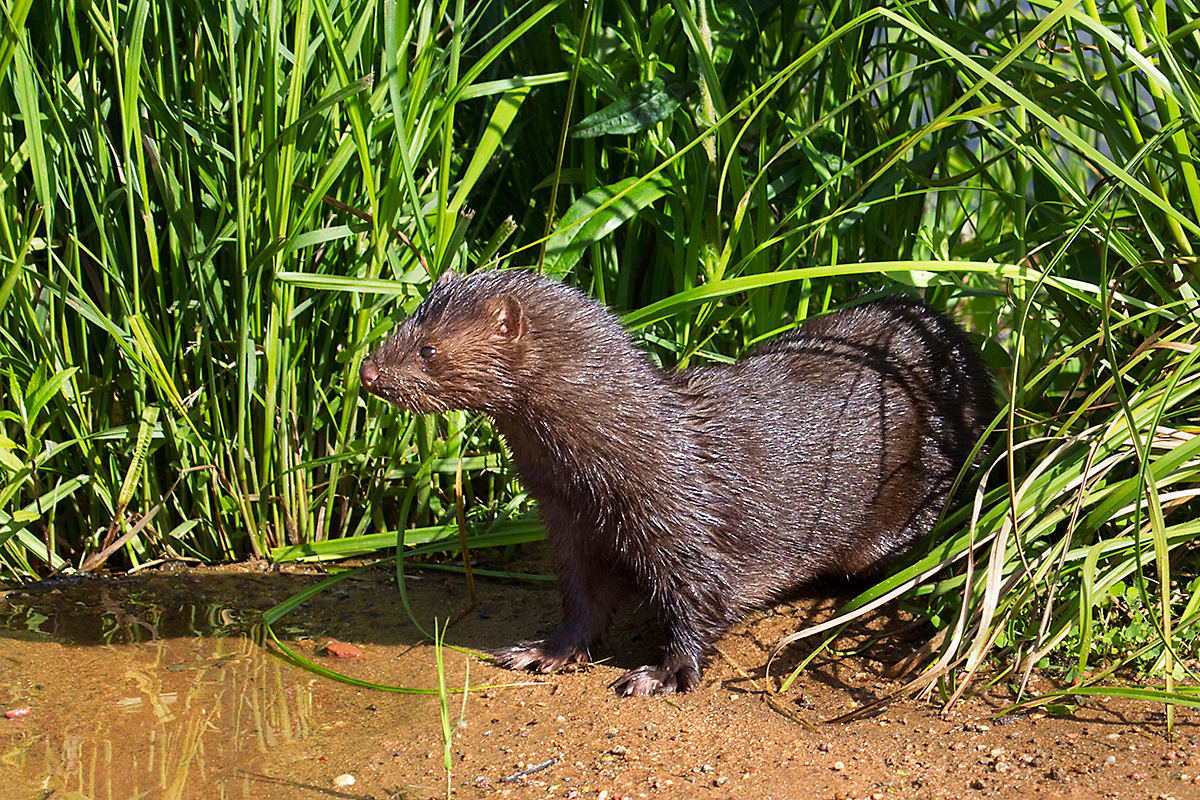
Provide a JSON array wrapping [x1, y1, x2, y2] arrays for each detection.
[[359, 269, 997, 696]]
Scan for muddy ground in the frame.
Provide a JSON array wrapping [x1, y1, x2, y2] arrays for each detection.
[[0, 559, 1197, 800]]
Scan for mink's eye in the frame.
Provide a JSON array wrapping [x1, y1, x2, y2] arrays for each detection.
[[419, 345, 436, 361]]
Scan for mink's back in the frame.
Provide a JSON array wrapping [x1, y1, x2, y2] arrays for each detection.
[[739, 295, 996, 467], [668, 296, 995, 595]]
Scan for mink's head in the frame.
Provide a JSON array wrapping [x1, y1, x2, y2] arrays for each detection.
[[359, 269, 531, 415]]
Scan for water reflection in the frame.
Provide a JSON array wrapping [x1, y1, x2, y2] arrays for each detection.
[[0, 576, 323, 800], [3, 575, 255, 644], [2, 634, 320, 799]]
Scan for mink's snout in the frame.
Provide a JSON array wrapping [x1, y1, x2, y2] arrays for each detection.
[[359, 358, 380, 388]]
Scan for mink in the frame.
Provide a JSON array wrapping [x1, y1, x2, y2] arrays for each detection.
[[358, 268, 996, 696]]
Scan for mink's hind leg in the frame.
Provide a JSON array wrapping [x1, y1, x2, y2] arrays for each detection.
[[610, 657, 702, 696], [491, 557, 632, 674], [609, 587, 729, 696]]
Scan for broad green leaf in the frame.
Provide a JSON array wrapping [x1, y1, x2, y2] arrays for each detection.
[[0, 444, 22, 473], [24, 366, 79, 424], [543, 175, 671, 279], [569, 78, 698, 138], [288, 224, 367, 253]]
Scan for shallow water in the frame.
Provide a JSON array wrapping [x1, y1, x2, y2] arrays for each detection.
[[2, 633, 310, 798], [0, 566, 452, 800]]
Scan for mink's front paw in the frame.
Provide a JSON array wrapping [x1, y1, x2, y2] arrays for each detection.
[[609, 662, 700, 696], [490, 640, 589, 673]]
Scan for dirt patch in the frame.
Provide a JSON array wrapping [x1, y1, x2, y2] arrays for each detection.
[[1, 561, 1196, 800]]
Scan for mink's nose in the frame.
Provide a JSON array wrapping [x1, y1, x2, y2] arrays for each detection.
[[359, 358, 380, 388]]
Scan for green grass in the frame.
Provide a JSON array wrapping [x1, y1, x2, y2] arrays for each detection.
[[3, 0, 1200, 722]]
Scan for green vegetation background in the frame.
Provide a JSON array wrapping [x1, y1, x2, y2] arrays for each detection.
[[3, 0, 1200, 708]]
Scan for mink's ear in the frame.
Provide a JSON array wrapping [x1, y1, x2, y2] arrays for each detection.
[[488, 295, 525, 341], [434, 269, 461, 288]]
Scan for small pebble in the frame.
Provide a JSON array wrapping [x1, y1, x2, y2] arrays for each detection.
[[320, 640, 364, 658], [4, 708, 30, 719], [1105, 755, 1117, 766]]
